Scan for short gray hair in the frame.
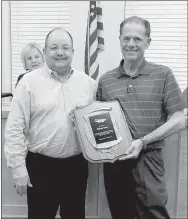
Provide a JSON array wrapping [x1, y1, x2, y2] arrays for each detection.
[[120, 16, 151, 38], [21, 43, 44, 70]]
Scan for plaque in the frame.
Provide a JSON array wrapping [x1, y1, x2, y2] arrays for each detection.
[[74, 101, 133, 163]]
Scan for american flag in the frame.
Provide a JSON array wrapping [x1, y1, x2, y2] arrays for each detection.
[[85, 1, 104, 80]]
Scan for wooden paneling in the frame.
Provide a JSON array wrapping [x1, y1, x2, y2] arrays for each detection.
[[176, 128, 187, 218], [85, 164, 99, 217], [97, 164, 111, 218], [163, 133, 181, 217]]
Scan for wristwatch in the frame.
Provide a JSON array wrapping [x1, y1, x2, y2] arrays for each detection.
[[139, 136, 147, 149]]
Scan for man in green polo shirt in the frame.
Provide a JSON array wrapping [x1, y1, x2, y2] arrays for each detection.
[[97, 16, 186, 219]]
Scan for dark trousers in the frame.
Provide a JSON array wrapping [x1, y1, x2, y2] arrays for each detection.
[[104, 149, 170, 219], [26, 151, 88, 219]]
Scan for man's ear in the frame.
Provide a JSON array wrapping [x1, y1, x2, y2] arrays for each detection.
[[146, 37, 151, 49], [43, 48, 47, 60], [119, 35, 121, 46], [119, 35, 121, 42]]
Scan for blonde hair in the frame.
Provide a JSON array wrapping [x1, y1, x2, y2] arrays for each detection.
[[21, 43, 45, 70]]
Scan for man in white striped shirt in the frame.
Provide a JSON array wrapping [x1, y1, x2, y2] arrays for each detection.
[[4, 28, 97, 219]]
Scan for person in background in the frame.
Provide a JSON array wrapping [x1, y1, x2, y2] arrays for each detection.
[[5, 28, 97, 219], [15, 42, 45, 87], [96, 16, 186, 219]]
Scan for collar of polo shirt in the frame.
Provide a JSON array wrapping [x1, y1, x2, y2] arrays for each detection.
[[117, 59, 152, 79]]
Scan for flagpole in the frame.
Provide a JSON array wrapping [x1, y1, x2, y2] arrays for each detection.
[[87, 7, 90, 74]]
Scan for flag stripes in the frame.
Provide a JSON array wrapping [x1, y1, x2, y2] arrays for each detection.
[[85, 1, 104, 80]]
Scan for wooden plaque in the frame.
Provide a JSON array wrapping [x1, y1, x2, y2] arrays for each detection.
[[73, 101, 133, 163]]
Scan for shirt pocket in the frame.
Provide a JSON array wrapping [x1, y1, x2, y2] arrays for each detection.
[[74, 93, 92, 108]]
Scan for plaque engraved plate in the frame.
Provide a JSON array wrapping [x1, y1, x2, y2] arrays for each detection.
[[84, 107, 122, 151]]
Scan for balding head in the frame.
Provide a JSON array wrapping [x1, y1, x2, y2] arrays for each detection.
[[44, 28, 74, 50]]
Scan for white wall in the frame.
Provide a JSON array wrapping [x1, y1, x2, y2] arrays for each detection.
[[69, 1, 125, 78], [2, 1, 12, 93]]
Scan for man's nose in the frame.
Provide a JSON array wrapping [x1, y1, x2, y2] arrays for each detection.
[[127, 38, 135, 46], [57, 48, 65, 55]]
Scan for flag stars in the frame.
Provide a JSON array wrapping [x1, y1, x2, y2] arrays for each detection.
[[90, 3, 95, 17]]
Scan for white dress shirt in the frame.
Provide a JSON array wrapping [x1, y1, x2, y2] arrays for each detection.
[[4, 63, 97, 181]]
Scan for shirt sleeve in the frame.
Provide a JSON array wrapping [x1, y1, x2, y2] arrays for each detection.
[[162, 69, 185, 115], [4, 78, 31, 178]]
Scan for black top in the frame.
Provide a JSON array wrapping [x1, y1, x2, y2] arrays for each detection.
[[15, 70, 31, 87], [17, 73, 26, 83]]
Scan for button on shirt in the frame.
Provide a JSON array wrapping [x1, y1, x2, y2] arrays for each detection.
[[5, 63, 97, 180]]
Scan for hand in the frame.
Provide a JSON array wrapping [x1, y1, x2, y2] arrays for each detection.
[[119, 139, 143, 160], [69, 110, 75, 125], [69, 106, 83, 126], [13, 175, 33, 196]]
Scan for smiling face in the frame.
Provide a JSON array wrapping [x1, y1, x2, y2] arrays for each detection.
[[44, 29, 74, 75], [25, 47, 44, 71], [120, 22, 151, 64]]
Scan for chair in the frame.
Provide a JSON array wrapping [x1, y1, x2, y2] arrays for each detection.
[[1, 92, 13, 98]]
